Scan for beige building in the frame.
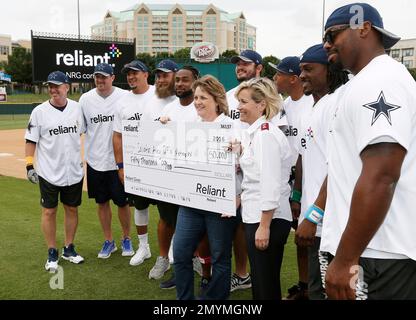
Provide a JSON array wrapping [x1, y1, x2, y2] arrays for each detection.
[[388, 38, 416, 69], [0, 34, 12, 64], [91, 3, 256, 55]]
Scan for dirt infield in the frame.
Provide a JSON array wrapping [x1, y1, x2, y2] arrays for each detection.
[[0, 129, 87, 189], [0, 129, 26, 180]]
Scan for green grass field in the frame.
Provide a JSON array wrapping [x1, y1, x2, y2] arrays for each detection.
[[0, 114, 30, 130], [0, 175, 297, 300]]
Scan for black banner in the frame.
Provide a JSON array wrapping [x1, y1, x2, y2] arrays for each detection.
[[32, 35, 135, 84]]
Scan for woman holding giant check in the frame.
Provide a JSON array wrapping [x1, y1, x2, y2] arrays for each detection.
[[236, 78, 292, 300], [173, 75, 239, 300]]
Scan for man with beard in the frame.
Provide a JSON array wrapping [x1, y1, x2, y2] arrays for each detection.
[[291, 44, 348, 299], [314, 3, 416, 299], [113, 59, 155, 265], [129, 59, 179, 268]]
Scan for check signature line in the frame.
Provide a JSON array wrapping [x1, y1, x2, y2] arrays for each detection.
[[174, 166, 211, 173]]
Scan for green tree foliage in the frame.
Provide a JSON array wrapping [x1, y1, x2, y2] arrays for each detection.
[[262, 55, 280, 80], [220, 49, 238, 59], [173, 48, 191, 59], [3, 47, 32, 84]]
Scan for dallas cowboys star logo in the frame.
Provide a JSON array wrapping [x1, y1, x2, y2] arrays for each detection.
[[363, 91, 401, 126], [27, 120, 35, 133]]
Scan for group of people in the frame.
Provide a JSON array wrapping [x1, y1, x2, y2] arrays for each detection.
[[25, 2, 416, 300]]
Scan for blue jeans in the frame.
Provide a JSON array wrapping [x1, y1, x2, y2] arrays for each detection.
[[173, 206, 236, 300]]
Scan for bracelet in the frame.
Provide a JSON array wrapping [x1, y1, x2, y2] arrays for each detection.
[[304, 204, 324, 224], [290, 189, 302, 203], [116, 162, 124, 170], [25, 156, 34, 166]]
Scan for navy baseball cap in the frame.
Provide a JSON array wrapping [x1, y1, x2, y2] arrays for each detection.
[[300, 44, 329, 65], [325, 3, 400, 49], [155, 59, 179, 73], [231, 50, 263, 65], [93, 63, 114, 76], [269, 56, 301, 76], [44, 71, 70, 85], [121, 60, 149, 74]]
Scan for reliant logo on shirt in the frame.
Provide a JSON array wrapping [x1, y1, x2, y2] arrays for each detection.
[[49, 125, 78, 136], [196, 183, 226, 198], [127, 113, 143, 121], [123, 124, 139, 132], [90, 114, 114, 124], [230, 110, 240, 120]]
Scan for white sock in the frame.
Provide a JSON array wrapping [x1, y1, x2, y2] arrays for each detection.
[[138, 233, 148, 246]]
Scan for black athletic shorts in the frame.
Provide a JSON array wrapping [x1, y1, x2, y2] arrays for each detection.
[[129, 194, 178, 228], [39, 176, 83, 208], [86, 164, 128, 207]]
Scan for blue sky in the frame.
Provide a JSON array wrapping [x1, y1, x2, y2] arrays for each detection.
[[2, 0, 415, 58]]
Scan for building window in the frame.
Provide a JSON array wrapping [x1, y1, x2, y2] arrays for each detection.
[[0, 46, 9, 55], [402, 48, 414, 57], [403, 60, 413, 68], [390, 49, 400, 59]]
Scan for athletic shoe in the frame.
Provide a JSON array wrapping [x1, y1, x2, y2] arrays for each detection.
[[121, 238, 134, 257], [230, 273, 252, 292], [149, 256, 170, 279], [129, 243, 151, 266], [45, 248, 59, 273], [193, 256, 203, 277], [199, 277, 211, 297], [160, 275, 176, 290], [285, 284, 309, 300], [97, 240, 117, 259], [61, 243, 84, 264]]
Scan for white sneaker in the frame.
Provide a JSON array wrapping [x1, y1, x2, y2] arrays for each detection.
[[129, 244, 151, 266], [45, 259, 58, 273], [149, 256, 170, 279]]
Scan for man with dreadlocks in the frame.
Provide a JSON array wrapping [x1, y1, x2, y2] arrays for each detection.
[[293, 43, 349, 299]]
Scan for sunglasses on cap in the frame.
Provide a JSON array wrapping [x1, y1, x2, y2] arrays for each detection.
[[323, 24, 350, 44]]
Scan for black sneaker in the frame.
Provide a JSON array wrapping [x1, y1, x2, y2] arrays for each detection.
[[285, 284, 309, 300], [160, 275, 176, 289], [61, 243, 84, 264], [230, 273, 251, 292]]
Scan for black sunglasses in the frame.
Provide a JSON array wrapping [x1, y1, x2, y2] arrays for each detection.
[[323, 25, 350, 44]]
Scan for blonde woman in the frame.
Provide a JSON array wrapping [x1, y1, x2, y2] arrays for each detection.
[[173, 75, 240, 300], [236, 77, 292, 300]]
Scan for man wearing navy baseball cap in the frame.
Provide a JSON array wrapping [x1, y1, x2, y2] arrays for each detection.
[[79, 62, 134, 260], [26, 69, 85, 272], [270, 56, 314, 300], [318, 3, 416, 300]]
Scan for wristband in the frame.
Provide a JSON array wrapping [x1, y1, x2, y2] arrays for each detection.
[[290, 189, 302, 203], [116, 162, 124, 170], [25, 156, 34, 166], [304, 204, 324, 224], [26, 164, 34, 171]]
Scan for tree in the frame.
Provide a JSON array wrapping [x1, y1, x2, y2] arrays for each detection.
[[173, 48, 191, 59], [262, 55, 280, 80], [220, 49, 238, 59], [3, 47, 32, 84]]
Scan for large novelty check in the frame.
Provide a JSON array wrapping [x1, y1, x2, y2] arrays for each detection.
[[122, 120, 236, 215]]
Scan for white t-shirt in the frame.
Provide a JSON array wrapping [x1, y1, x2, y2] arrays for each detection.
[[147, 94, 177, 121], [25, 99, 85, 186], [113, 85, 155, 133], [239, 116, 292, 224], [284, 94, 314, 167], [160, 99, 198, 122], [80, 87, 127, 171], [321, 54, 416, 260], [298, 90, 342, 236]]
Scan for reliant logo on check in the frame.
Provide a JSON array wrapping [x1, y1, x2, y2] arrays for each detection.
[[196, 183, 226, 198]]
